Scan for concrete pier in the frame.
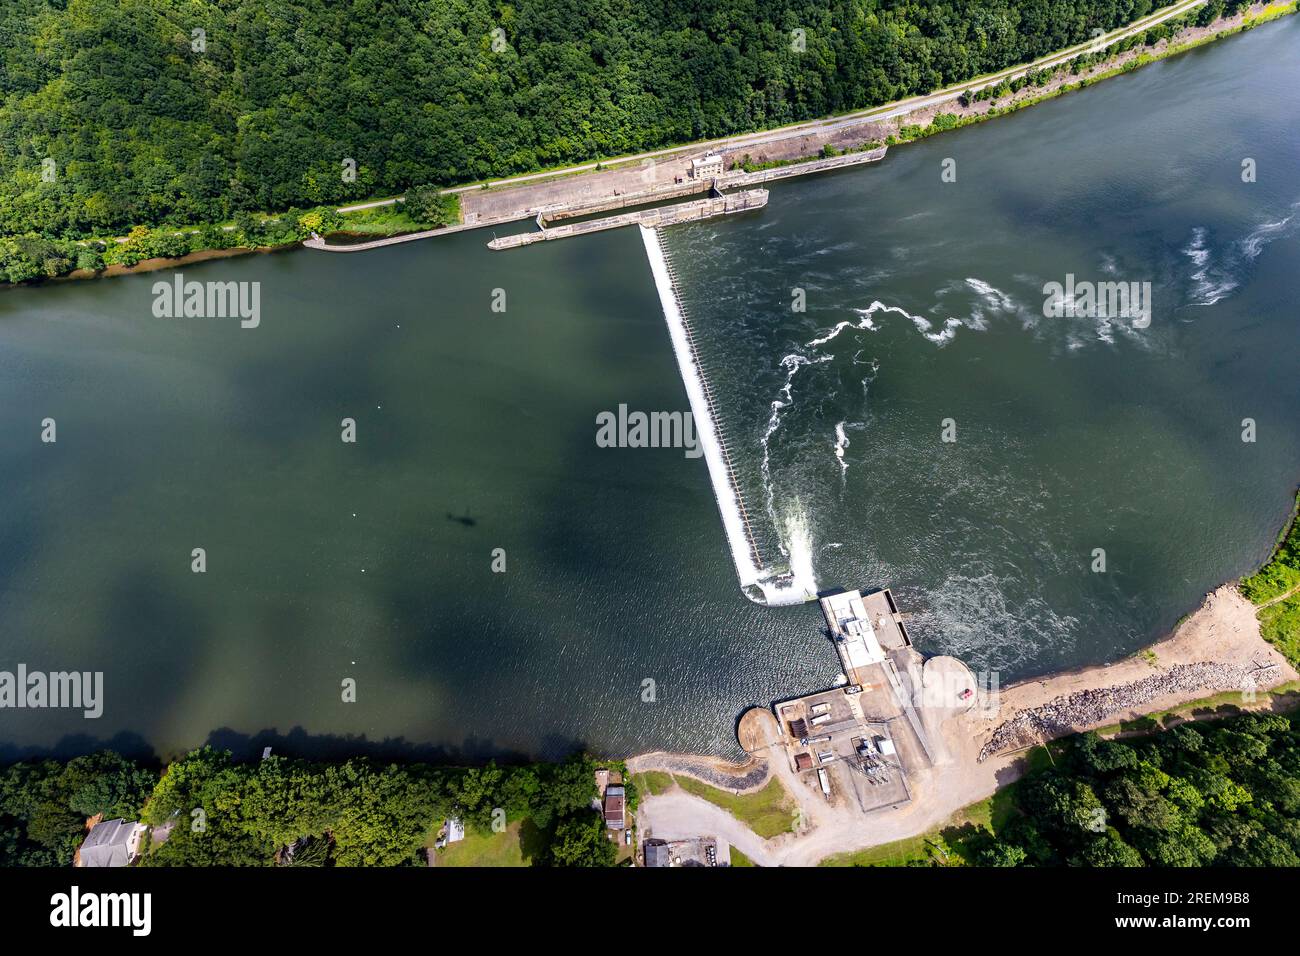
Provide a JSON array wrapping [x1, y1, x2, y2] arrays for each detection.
[[718, 146, 888, 188], [488, 189, 768, 250]]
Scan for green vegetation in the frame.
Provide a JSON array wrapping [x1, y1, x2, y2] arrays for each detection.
[[821, 788, 1016, 866], [0, 2, 1243, 249], [828, 711, 1300, 867], [1259, 599, 1300, 666], [0, 206, 348, 282], [1242, 490, 1300, 667], [967, 715, 1300, 866], [674, 776, 795, 839], [729, 845, 756, 867], [0, 753, 155, 866], [1245, 0, 1300, 24], [1091, 682, 1300, 737], [404, 188, 461, 228], [435, 820, 529, 867], [1242, 492, 1300, 603], [631, 771, 675, 797], [0, 747, 619, 867]]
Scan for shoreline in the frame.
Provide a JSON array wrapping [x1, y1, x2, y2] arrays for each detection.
[[53, 245, 273, 282], [633, 582, 1299, 866], [5, 2, 1295, 289]]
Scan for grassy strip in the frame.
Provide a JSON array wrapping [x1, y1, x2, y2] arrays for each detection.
[[431, 821, 528, 867], [1090, 680, 1300, 737], [1245, 0, 1300, 24], [330, 206, 429, 236], [1241, 489, 1300, 667], [673, 776, 795, 840], [820, 787, 1017, 867], [1241, 491, 1300, 603], [1258, 597, 1300, 666], [887, 3, 1300, 151], [631, 771, 675, 797], [728, 845, 756, 867]]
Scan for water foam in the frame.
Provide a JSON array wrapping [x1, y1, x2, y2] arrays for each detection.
[[768, 502, 819, 603], [640, 226, 766, 600], [807, 300, 965, 349], [833, 421, 850, 479], [642, 226, 816, 607], [1184, 205, 1300, 307]]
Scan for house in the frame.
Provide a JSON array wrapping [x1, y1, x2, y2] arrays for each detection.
[[434, 816, 466, 849], [603, 785, 626, 830], [690, 154, 724, 179], [76, 818, 147, 868]]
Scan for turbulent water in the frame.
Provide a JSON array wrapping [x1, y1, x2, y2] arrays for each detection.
[[0, 17, 1297, 761], [666, 17, 1300, 676]]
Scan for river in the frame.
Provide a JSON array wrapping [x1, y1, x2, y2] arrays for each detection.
[[0, 16, 1297, 760]]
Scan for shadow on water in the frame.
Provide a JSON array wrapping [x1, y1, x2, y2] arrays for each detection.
[[203, 726, 591, 764], [0, 731, 159, 765], [0, 726, 591, 766]]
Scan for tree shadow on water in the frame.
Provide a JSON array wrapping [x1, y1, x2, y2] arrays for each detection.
[[203, 726, 590, 766]]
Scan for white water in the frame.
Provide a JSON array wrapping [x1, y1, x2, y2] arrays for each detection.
[[641, 225, 814, 606], [776, 503, 819, 600]]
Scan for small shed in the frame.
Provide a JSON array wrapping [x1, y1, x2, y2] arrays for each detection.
[[644, 840, 671, 867], [603, 785, 626, 830]]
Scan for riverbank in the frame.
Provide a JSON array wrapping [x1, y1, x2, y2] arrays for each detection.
[[885, 0, 1299, 146], [4, 2, 1295, 288], [633, 582, 1299, 866]]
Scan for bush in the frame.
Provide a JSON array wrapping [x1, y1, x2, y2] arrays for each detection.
[[405, 186, 459, 228]]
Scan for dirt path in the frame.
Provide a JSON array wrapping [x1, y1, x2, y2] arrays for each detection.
[[1258, 581, 1300, 609]]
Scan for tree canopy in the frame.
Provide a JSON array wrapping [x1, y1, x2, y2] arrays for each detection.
[[0, 745, 616, 867], [971, 715, 1300, 867], [0, 0, 1214, 241]]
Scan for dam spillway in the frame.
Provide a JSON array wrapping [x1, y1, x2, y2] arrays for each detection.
[[640, 224, 815, 607]]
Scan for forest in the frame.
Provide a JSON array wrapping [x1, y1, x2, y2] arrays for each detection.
[[4, 711, 1299, 866], [967, 714, 1300, 866], [1, 0, 1229, 245], [0, 747, 622, 867]]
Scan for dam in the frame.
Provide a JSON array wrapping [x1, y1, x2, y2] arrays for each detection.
[[641, 224, 816, 607]]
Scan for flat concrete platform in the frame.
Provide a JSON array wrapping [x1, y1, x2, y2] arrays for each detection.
[[737, 707, 783, 754]]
